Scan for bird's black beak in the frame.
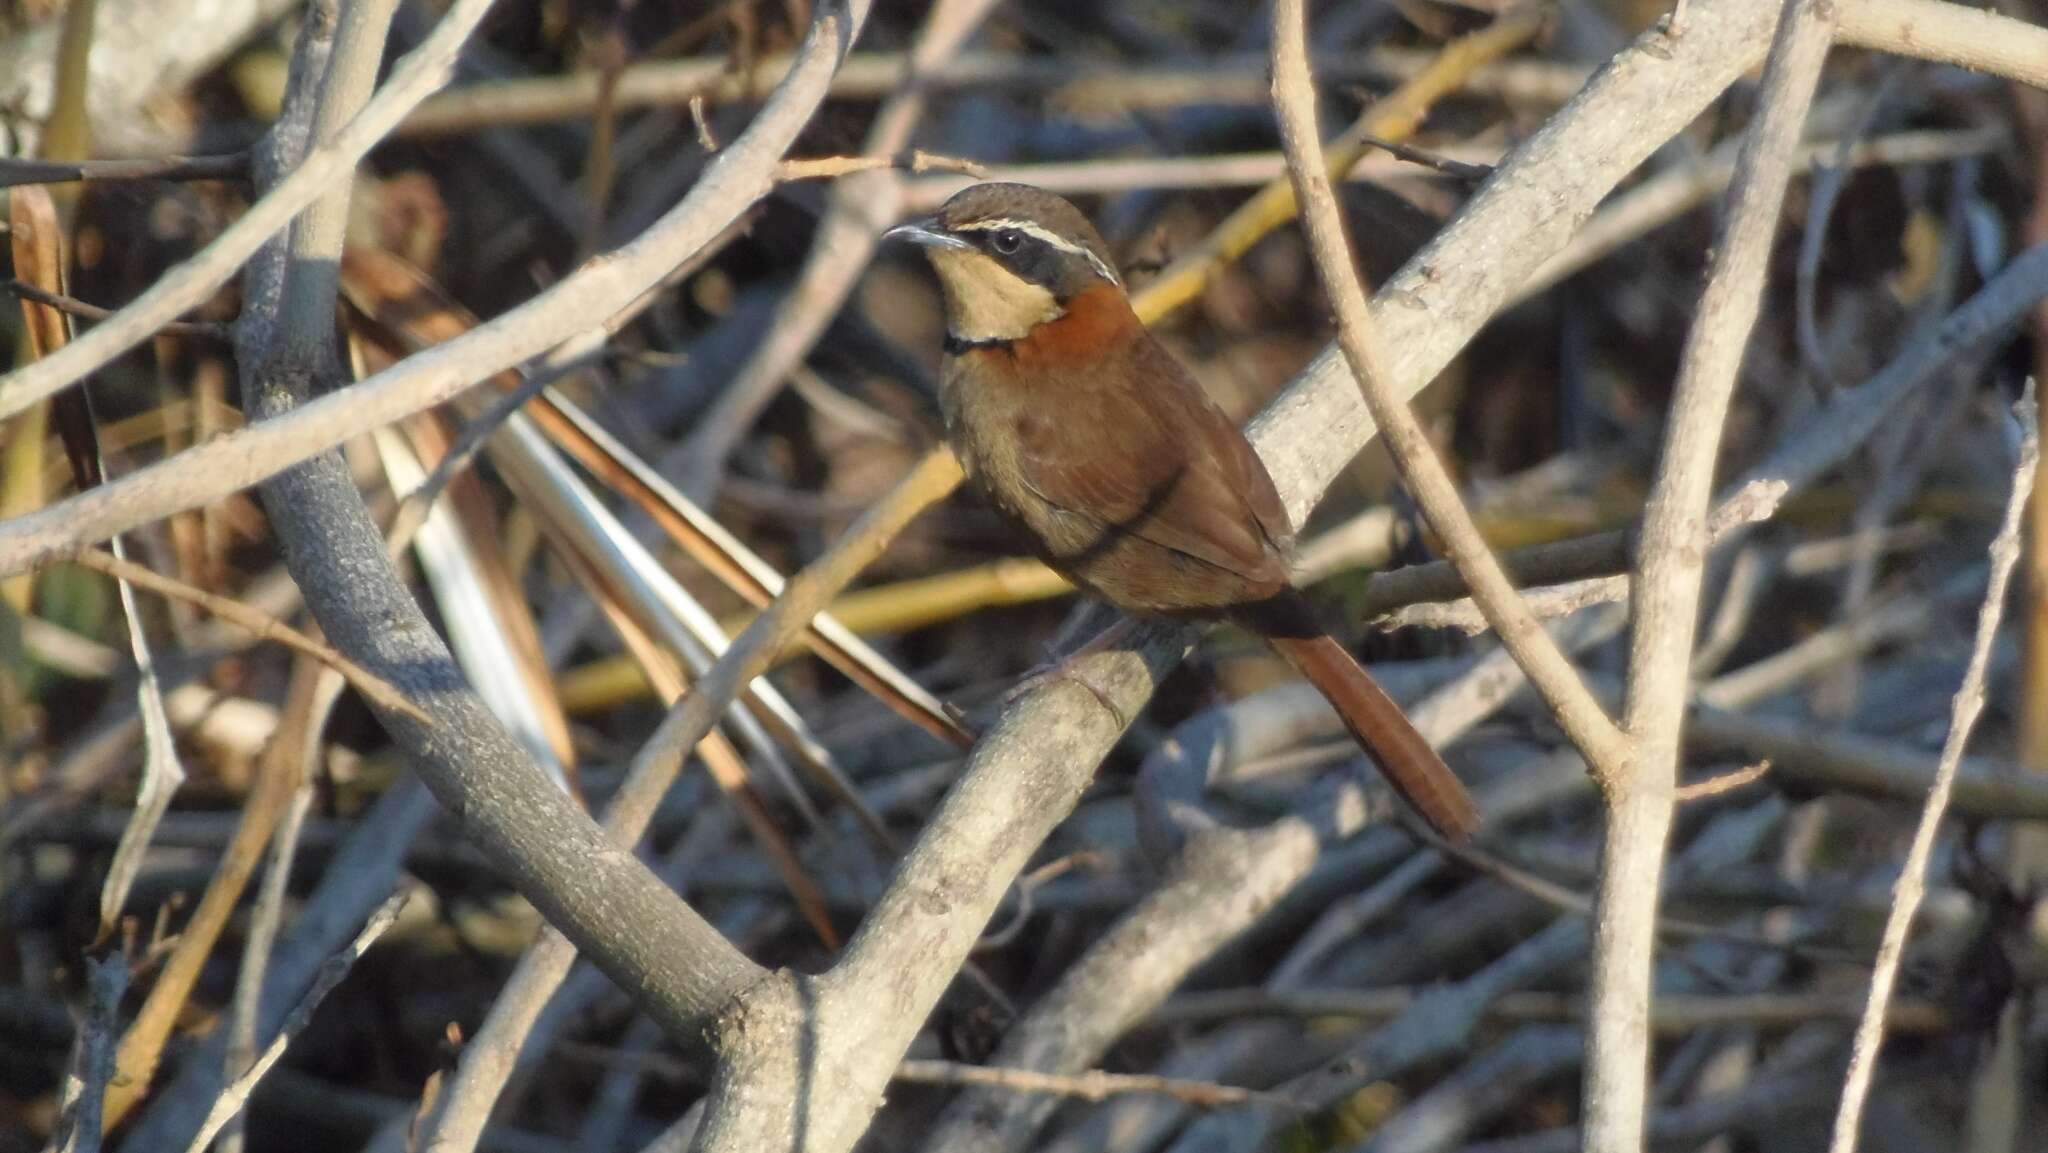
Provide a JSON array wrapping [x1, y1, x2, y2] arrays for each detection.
[[883, 218, 971, 250]]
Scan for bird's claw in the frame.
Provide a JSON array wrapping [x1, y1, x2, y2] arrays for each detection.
[[1005, 661, 1129, 730]]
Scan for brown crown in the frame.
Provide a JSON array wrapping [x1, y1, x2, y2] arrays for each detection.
[[934, 183, 1118, 276]]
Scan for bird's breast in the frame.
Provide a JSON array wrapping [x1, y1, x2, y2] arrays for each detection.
[[940, 353, 1045, 516]]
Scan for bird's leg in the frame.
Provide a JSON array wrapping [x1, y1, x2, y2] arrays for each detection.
[[1004, 616, 1139, 728]]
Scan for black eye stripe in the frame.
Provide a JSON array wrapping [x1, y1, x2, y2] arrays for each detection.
[[951, 218, 1121, 290]]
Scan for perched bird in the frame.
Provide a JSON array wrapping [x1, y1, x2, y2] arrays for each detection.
[[888, 183, 1479, 841]]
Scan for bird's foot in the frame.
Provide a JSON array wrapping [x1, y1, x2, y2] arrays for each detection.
[[1003, 660, 1129, 729], [1003, 618, 1139, 728]]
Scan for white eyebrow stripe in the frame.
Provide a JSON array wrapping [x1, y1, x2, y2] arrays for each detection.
[[954, 217, 1122, 287]]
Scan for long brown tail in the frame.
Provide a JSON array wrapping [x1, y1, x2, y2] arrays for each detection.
[[1246, 597, 1479, 840]]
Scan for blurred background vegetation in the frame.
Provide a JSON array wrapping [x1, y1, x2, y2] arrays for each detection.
[[3, 0, 2047, 1150]]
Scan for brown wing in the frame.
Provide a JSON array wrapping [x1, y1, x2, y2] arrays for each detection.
[[1013, 334, 1296, 588]]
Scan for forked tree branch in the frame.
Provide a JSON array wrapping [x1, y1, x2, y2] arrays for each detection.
[[230, 0, 880, 1054], [1593, 0, 1837, 1147]]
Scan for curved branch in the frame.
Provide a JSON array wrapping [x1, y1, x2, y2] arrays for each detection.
[[1270, 0, 1629, 775], [229, 0, 881, 1046], [1836, 0, 2048, 88]]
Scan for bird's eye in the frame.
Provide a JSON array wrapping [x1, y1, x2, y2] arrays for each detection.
[[990, 229, 1024, 255]]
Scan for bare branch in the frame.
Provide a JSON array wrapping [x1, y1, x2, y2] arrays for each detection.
[[2, 279, 230, 339], [1156, 987, 1951, 1034], [0, 0, 881, 578], [895, 1061, 1274, 1108], [1594, 2, 1837, 1148], [219, 0, 889, 1078], [49, 956, 127, 1153], [691, 0, 1857, 1146], [1836, 0, 2048, 89], [1368, 235, 2048, 629]]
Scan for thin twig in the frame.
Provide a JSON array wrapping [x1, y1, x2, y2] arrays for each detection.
[[55, 548, 427, 721], [614, 448, 961, 841], [774, 149, 987, 181], [1829, 385, 2039, 1153], [899, 145, 1502, 209], [381, 358, 568, 558], [1401, 814, 1852, 963], [102, 675, 305, 1127], [8, 178, 195, 959], [50, 956, 127, 1153], [1272, 0, 1630, 774], [113, 783, 437, 1150], [1356, 131, 1497, 180], [1673, 760, 1772, 801], [2, 280, 231, 339], [182, 887, 413, 1153], [1374, 480, 1785, 633], [0, 152, 248, 188], [217, 662, 334, 1153], [893, 1061, 1280, 1108], [1796, 66, 1908, 388], [217, 785, 315, 1153], [1156, 987, 1950, 1033]]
